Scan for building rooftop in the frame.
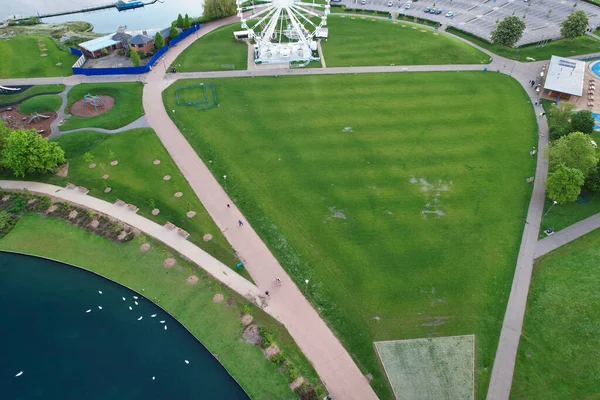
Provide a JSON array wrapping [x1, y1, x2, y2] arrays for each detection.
[[544, 55, 585, 97], [79, 34, 121, 53], [129, 34, 154, 46]]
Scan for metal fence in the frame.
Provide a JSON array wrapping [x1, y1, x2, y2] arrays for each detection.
[[71, 23, 200, 76]]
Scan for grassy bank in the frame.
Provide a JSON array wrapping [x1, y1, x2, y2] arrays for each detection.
[[0, 213, 322, 399], [61, 82, 144, 131], [18, 94, 62, 114], [511, 228, 600, 398], [170, 23, 248, 72], [0, 36, 77, 78], [164, 72, 537, 398], [0, 84, 65, 107], [321, 16, 489, 66], [447, 28, 600, 62]]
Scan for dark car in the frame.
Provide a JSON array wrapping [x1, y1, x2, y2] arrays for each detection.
[[435, 8, 442, 14], [424, 7, 430, 12]]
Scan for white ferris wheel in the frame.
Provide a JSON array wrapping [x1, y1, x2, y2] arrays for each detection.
[[236, 0, 330, 65]]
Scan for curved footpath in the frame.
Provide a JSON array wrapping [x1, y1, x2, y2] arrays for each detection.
[[3, 17, 598, 398]]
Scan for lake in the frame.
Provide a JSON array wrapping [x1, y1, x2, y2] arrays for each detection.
[[0, 251, 248, 400], [3, 0, 205, 33]]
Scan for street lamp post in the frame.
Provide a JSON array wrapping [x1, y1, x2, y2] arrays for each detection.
[[542, 200, 558, 220], [223, 175, 227, 192], [304, 279, 309, 291]]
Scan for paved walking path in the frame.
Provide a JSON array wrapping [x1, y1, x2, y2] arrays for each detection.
[[49, 115, 151, 138], [486, 62, 550, 400], [0, 180, 267, 308], [535, 211, 600, 258]]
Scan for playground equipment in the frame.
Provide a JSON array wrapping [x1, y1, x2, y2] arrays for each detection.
[[0, 85, 20, 94], [237, 0, 329, 65], [83, 93, 107, 111], [28, 113, 50, 124], [175, 83, 218, 110]]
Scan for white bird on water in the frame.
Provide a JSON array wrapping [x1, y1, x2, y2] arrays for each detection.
[[122, 297, 126, 301], [152, 376, 155, 381], [86, 309, 91, 313], [15, 371, 23, 377], [159, 320, 165, 324], [151, 314, 157, 318], [133, 296, 138, 300], [184, 360, 189, 365], [134, 301, 138, 306], [137, 316, 143, 321], [98, 306, 103, 310], [164, 325, 167, 331], [98, 290, 103, 295], [129, 306, 133, 311]]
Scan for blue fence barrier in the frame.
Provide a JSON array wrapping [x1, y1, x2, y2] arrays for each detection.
[[71, 23, 200, 76], [70, 47, 83, 56]]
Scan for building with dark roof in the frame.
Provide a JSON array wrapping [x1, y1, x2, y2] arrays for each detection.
[[129, 34, 154, 54]]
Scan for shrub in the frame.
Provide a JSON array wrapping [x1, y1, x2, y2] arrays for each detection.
[[259, 326, 274, 348], [270, 351, 286, 366], [282, 361, 299, 381], [0, 211, 16, 237], [296, 382, 318, 400]]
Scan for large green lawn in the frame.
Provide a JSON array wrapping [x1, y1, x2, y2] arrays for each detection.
[[0, 84, 65, 107], [170, 23, 248, 72], [164, 72, 537, 398], [321, 16, 489, 66], [448, 28, 600, 62], [61, 82, 144, 131], [0, 36, 77, 78], [0, 214, 322, 399], [511, 229, 600, 398]]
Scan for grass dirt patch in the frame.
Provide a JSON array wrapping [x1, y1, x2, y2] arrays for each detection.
[[0, 36, 77, 78]]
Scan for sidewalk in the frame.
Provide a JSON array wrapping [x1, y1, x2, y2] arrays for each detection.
[[0, 180, 267, 308], [535, 211, 600, 258]]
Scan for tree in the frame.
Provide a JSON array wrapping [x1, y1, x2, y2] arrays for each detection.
[[130, 50, 141, 67], [548, 131, 599, 176], [154, 32, 165, 49], [183, 14, 191, 29], [203, 0, 237, 20], [176, 13, 184, 28], [571, 110, 595, 134], [548, 102, 575, 140], [490, 15, 526, 47], [169, 24, 179, 39], [546, 164, 585, 204], [560, 10, 589, 39], [1, 125, 65, 177]]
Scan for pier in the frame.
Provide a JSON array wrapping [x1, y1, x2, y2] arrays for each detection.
[[12, 0, 160, 22]]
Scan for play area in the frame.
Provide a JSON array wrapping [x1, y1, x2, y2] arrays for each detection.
[[0, 106, 55, 137], [70, 94, 115, 117]]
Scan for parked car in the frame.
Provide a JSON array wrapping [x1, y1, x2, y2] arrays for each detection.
[[445, 11, 454, 17], [361, 0, 367, 4], [387, 1, 394, 6], [435, 8, 442, 14], [428, 8, 436, 13], [424, 7, 430, 12], [405, 2, 411, 9]]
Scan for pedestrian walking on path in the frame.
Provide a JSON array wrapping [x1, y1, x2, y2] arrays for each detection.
[[276, 277, 282, 285], [227, 204, 230, 208], [265, 291, 270, 297], [238, 219, 243, 226]]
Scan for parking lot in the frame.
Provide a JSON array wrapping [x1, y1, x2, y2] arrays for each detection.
[[336, 0, 600, 46]]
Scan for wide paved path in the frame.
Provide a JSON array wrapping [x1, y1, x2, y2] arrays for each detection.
[[142, 20, 378, 400], [0, 180, 266, 307], [535, 211, 600, 258]]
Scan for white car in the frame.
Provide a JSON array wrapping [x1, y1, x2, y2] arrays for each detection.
[[445, 11, 454, 17], [361, 0, 366, 4], [405, 2, 412, 9], [387, 1, 394, 6]]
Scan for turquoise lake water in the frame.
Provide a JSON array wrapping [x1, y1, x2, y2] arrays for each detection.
[[0, 252, 248, 399]]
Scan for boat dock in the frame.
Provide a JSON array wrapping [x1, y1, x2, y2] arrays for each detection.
[[11, 0, 159, 22]]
